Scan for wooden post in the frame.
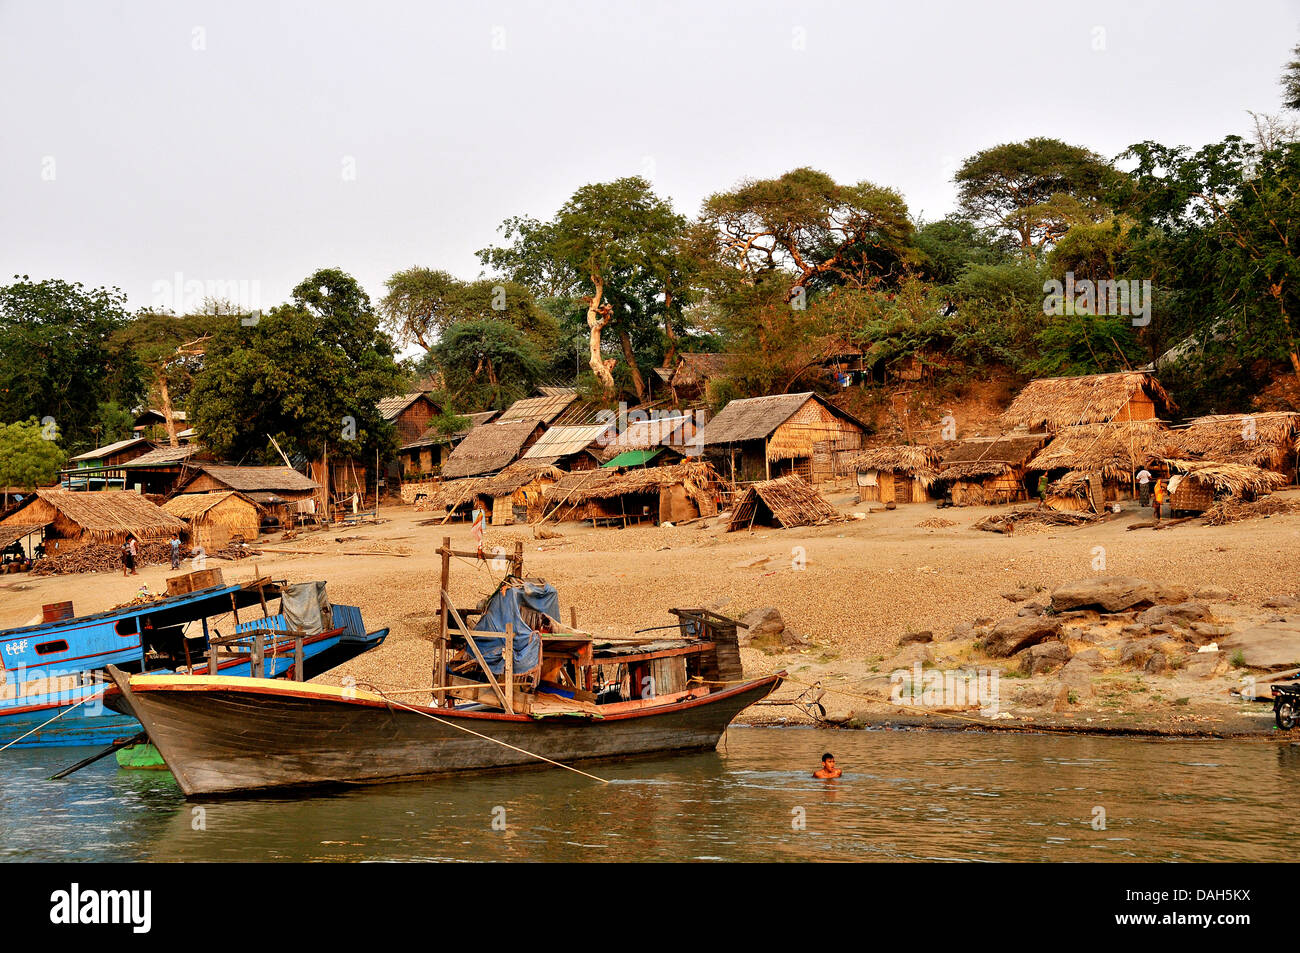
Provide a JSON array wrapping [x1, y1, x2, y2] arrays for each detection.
[[436, 537, 451, 700], [570, 606, 577, 629], [511, 540, 523, 577], [252, 629, 264, 679], [504, 622, 514, 714], [294, 636, 304, 682], [203, 617, 216, 675]]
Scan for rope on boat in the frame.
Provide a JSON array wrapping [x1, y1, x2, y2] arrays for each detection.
[[358, 684, 610, 784], [0, 695, 94, 753]]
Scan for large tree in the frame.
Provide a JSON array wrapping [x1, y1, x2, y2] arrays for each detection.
[[479, 177, 687, 399], [0, 418, 66, 498], [0, 277, 140, 452], [111, 311, 226, 446], [188, 269, 405, 463], [955, 138, 1115, 250], [433, 319, 546, 411]]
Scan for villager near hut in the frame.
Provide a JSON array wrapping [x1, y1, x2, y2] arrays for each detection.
[[0, 489, 187, 556], [1026, 420, 1169, 512], [694, 392, 867, 484], [937, 433, 1049, 506], [162, 492, 260, 550], [727, 474, 841, 531], [847, 445, 940, 505], [544, 461, 721, 527], [999, 370, 1175, 432]]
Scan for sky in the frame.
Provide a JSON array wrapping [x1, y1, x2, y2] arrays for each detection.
[[3, 0, 1300, 321]]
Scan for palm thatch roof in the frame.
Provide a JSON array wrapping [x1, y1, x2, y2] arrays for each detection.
[[162, 491, 259, 520], [695, 392, 867, 446], [521, 423, 614, 462], [1000, 371, 1174, 431], [0, 523, 49, 549], [124, 444, 204, 467], [1026, 420, 1170, 480], [186, 465, 319, 493], [476, 461, 564, 497], [545, 461, 720, 504], [727, 474, 842, 530], [376, 392, 434, 421], [594, 414, 695, 462], [441, 419, 540, 479], [844, 445, 940, 479], [666, 352, 738, 388], [3, 489, 186, 541], [1164, 459, 1288, 497], [1165, 412, 1300, 470], [937, 433, 1048, 480]]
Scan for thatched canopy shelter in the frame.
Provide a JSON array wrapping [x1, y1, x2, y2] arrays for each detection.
[[937, 433, 1049, 506], [845, 445, 941, 505], [1164, 459, 1287, 513], [441, 419, 543, 479], [162, 491, 261, 549], [544, 461, 721, 526], [1000, 371, 1174, 432], [1165, 412, 1300, 475], [1027, 420, 1170, 482], [0, 489, 186, 551], [727, 474, 841, 531], [695, 392, 867, 483]]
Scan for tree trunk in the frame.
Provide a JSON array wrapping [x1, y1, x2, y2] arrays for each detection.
[[663, 285, 679, 368], [620, 329, 645, 402], [158, 374, 179, 447], [587, 276, 615, 395]]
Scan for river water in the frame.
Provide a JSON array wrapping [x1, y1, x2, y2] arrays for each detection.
[[0, 727, 1293, 862]]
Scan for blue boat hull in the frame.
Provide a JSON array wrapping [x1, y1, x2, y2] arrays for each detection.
[[0, 627, 389, 748]]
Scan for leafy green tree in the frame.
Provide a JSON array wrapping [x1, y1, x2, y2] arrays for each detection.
[[1027, 312, 1144, 377], [0, 277, 140, 452], [955, 138, 1116, 250], [188, 269, 405, 463], [433, 319, 545, 410], [1283, 43, 1300, 111], [914, 215, 1013, 285], [111, 311, 227, 445], [0, 418, 66, 493], [479, 177, 687, 398]]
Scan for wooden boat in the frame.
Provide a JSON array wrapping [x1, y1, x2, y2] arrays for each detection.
[[1, 572, 388, 748], [102, 539, 782, 796]]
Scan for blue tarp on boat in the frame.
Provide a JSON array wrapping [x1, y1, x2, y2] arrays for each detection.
[[471, 582, 556, 675]]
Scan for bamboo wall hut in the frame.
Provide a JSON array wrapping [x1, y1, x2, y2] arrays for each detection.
[[1026, 420, 1170, 511], [694, 392, 867, 484], [845, 445, 940, 504], [544, 461, 721, 526], [0, 489, 187, 555], [937, 433, 1049, 506], [1165, 412, 1300, 481], [1000, 371, 1175, 433], [475, 462, 563, 525], [727, 474, 841, 531], [1165, 460, 1287, 513], [441, 419, 545, 480], [162, 491, 260, 550]]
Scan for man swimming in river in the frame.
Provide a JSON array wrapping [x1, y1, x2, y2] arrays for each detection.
[[813, 753, 841, 779]]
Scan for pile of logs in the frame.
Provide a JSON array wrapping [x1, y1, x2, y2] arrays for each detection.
[[29, 539, 249, 576], [974, 507, 1100, 534]]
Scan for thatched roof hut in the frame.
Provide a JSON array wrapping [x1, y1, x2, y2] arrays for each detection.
[[594, 413, 697, 464], [727, 474, 841, 531], [1165, 412, 1300, 474], [162, 491, 260, 549], [937, 433, 1049, 506], [441, 419, 543, 479], [476, 461, 563, 525], [1027, 420, 1170, 482], [1, 489, 186, 550], [1000, 371, 1174, 432], [544, 461, 721, 526], [1164, 459, 1288, 513], [844, 445, 941, 505], [695, 392, 867, 483]]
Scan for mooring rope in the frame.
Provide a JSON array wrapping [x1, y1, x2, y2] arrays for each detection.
[[357, 683, 609, 783], [0, 695, 94, 753]]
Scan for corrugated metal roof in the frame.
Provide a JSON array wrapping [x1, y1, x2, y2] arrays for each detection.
[[69, 437, 149, 462], [499, 393, 578, 425], [124, 445, 203, 467], [522, 424, 613, 461], [377, 392, 433, 421]]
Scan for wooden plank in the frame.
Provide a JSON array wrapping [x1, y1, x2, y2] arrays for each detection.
[[442, 588, 509, 712]]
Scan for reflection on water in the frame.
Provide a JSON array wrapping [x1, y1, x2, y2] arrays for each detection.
[[1, 727, 1296, 862]]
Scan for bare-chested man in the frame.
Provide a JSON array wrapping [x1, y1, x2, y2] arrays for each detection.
[[812, 753, 842, 779]]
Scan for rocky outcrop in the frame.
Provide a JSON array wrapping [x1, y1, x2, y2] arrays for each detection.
[[1021, 640, 1071, 675], [1051, 577, 1162, 613], [1219, 622, 1300, 670], [1136, 602, 1212, 628], [983, 616, 1062, 658]]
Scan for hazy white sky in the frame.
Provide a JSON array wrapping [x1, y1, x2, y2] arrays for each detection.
[[3, 0, 1299, 317]]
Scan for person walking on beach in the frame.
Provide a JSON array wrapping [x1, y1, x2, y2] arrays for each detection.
[[169, 533, 181, 569], [1036, 472, 1049, 508], [1136, 467, 1152, 506], [1152, 478, 1166, 523], [121, 536, 136, 576], [813, 753, 842, 779]]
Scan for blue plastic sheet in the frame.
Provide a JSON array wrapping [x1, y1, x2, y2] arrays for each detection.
[[471, 581, 557, 675]]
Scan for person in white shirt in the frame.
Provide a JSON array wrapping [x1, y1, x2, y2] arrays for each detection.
[[1136, 468, 1152, 506]]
